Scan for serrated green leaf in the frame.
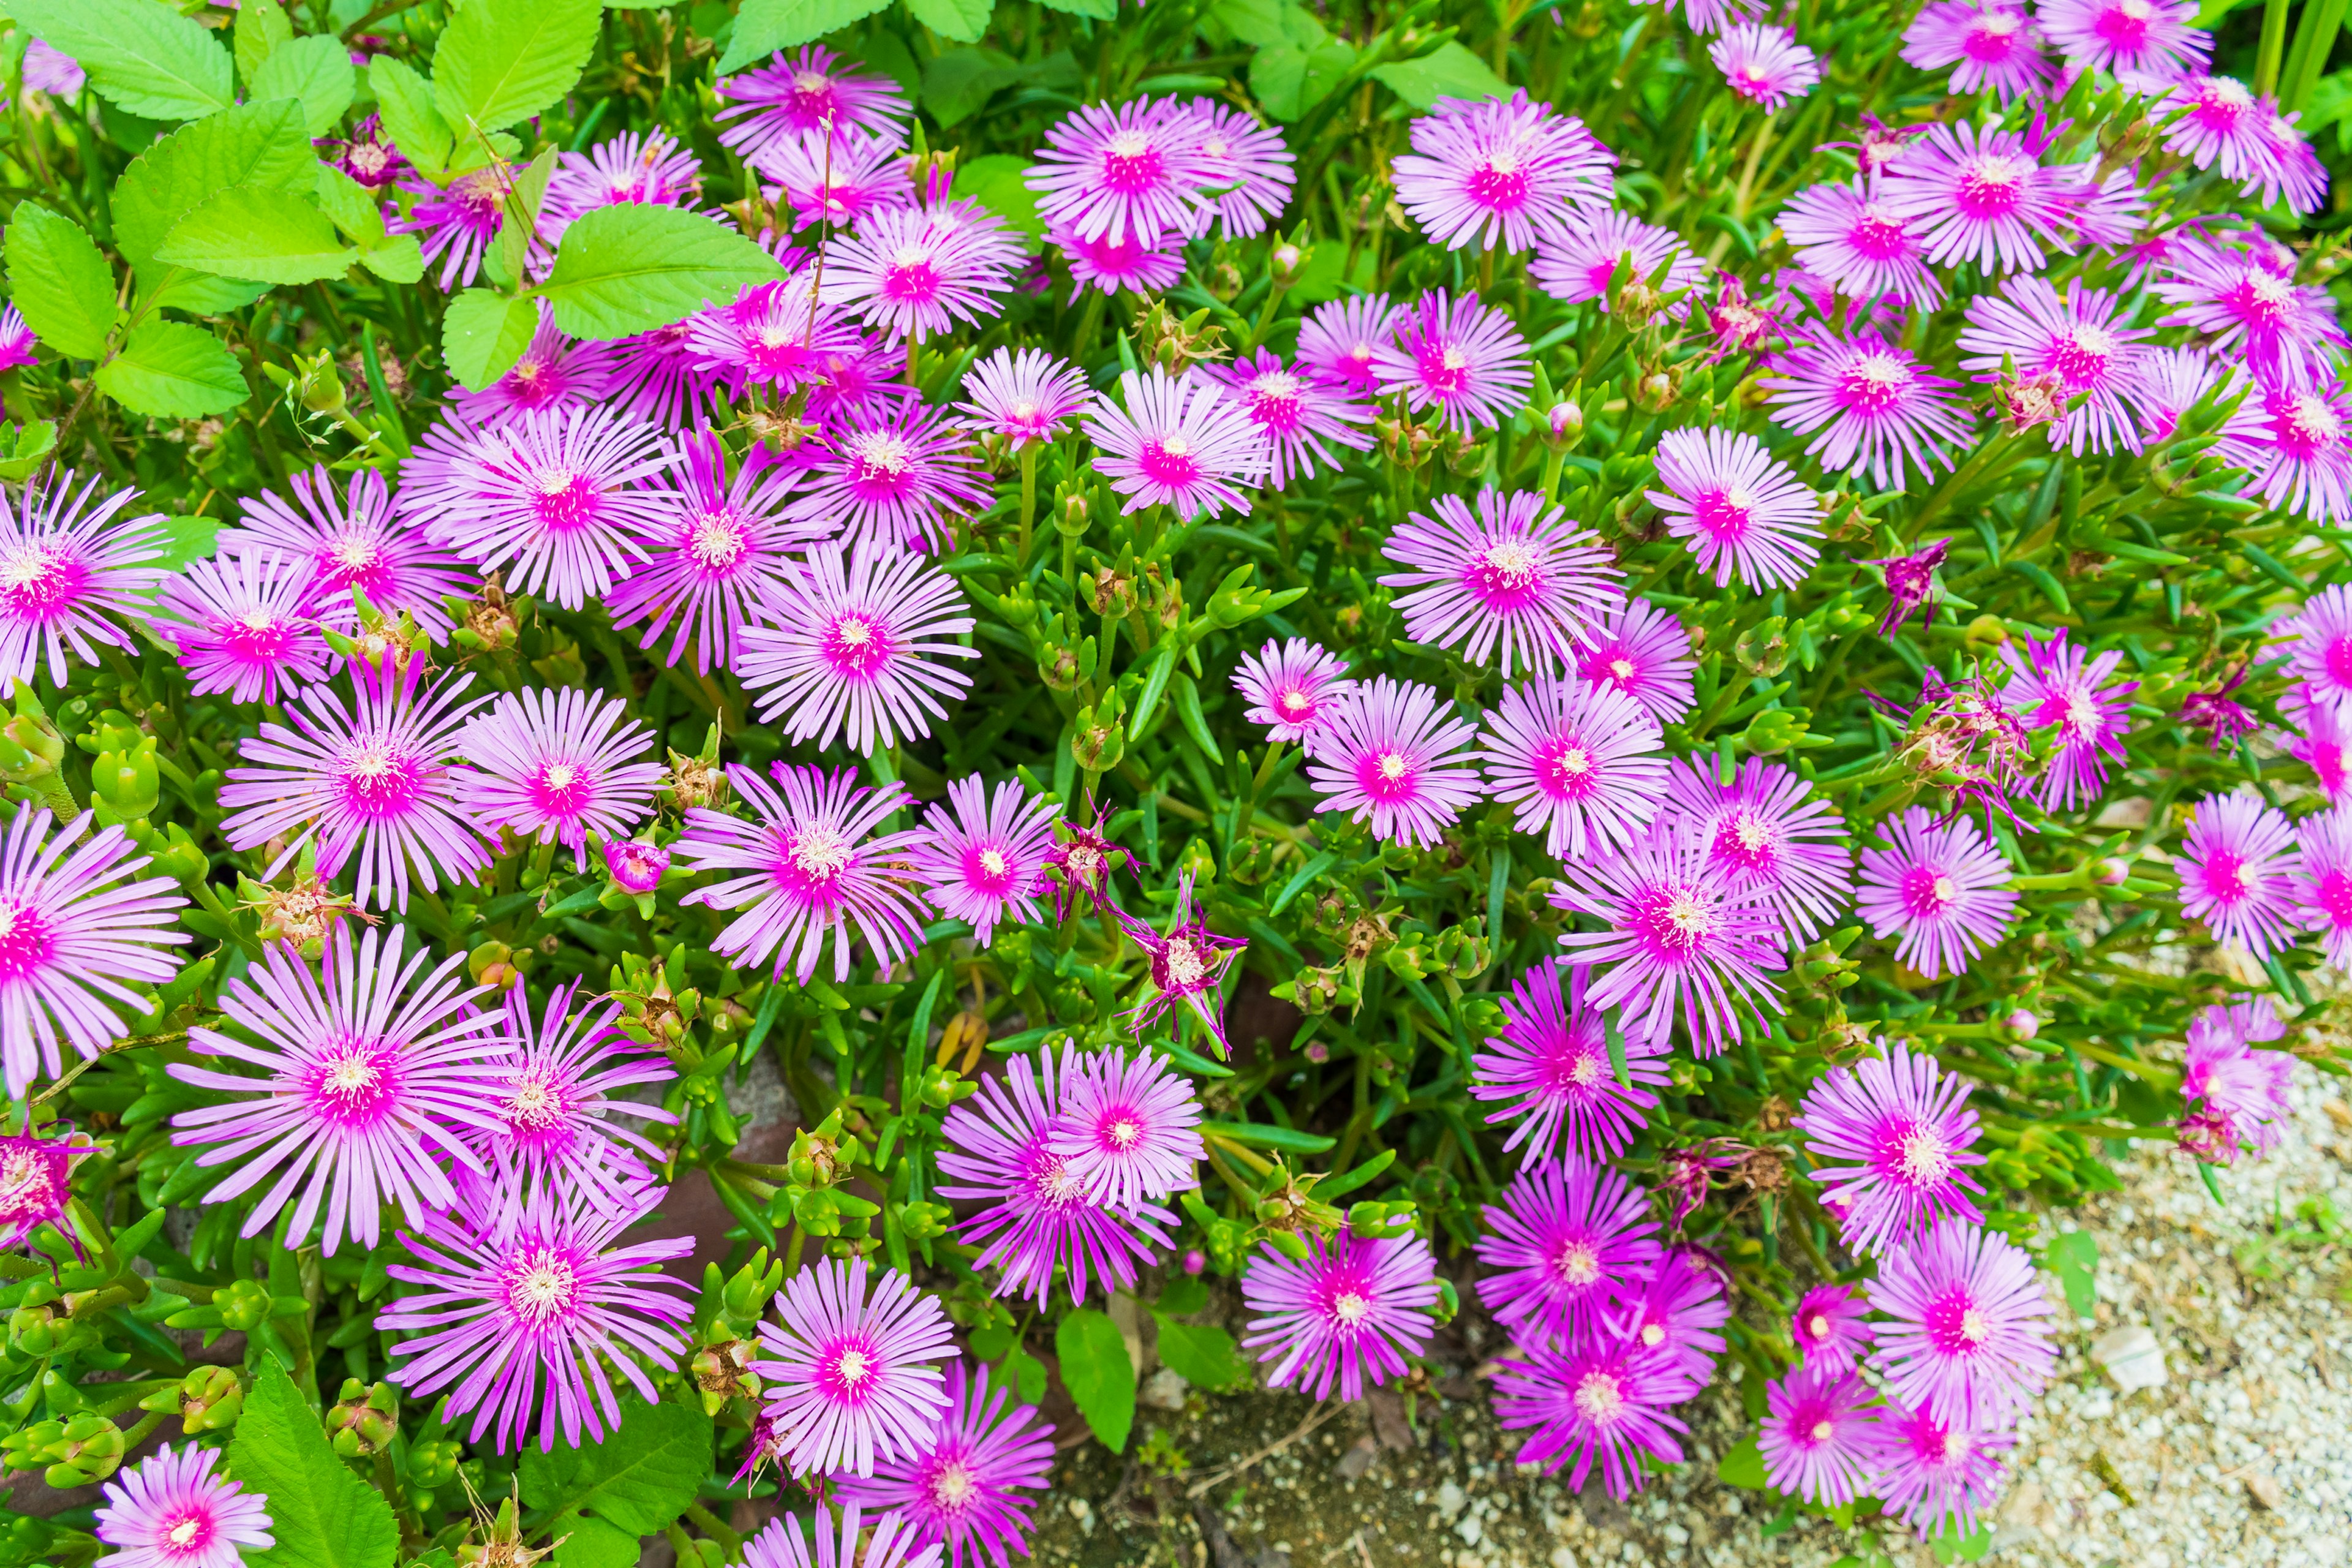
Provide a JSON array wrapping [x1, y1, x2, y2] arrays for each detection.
[[1152, 1318, 1242, 1390], [492, 146, 559, 286], [907, 0, 995, 42], [95, 323, 247, 419], [5, 206, 115, 360], [359, 235, 426, 284], [443, 288, 540, 392], [519, 1398, 710, 1541], [250, 35, 356, 138], [155, 187, 356, 285], [2048, 1230, 2098, 1318], [113, 97, 314, 315], [368, 56, 453, 183], [1368, 41, 1507, 110], [12, 0, 235, 122], [434, 0, 603, 137], [949, 153, 1042, 241], [549, 1517, 640, 1568], [1039, 0, 1118, 17], [924, 50, 1023, 129], [224, 1362, 399, 1568], [152, 514, 224, 571], [533, 205, 784, 341], [1055, 1308, 1135, 1452], [234, 0, 295, 86], [718, 0, 897, 73], [313, 163, 389, 249], [1716, 1433, 1768, 1489]]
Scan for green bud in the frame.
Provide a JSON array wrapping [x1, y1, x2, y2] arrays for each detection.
[[177, 1365, 244, 1434], [215, 1278, 274, 1334], [407, 1438, 460, 1491]]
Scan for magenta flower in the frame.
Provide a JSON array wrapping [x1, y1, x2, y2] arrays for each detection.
[[1646, 426, 1820, 591], [1474, 1156, 1660, 1343], [1240, 1231, 1440, 1400], [219, 664, 492, 912], [685, 279, 864, 397], [1491, 1336, 1689, 1498], [1877, 119, 2087, 274], [1043, 808, 1127, 919], [1855, 807, 2018, 981], [1110, 872, 1249, 1057], [1477, 673, 1666, 859], [2176, 788, 2301, 960], [1047, 1047, 1202, 1213], [1611, 1250, 1728, 1388], [788, 403, 993, 552], [0, 1125, 86, 1253], [938, 1042, 1175, 1304], [1701, 276, 1786, 363], [19, 40, 85, 102], [834, 1360, 1055, 1568], [754, 1255, 957, 1478], [1795, 1042, 1988, 1257], [826, 202, 1021, 342], [1956, 276, 2151, 456], [1759, 1366, 1878, 1506], [0, 470, 165, 687], [538, 130, 703, 248], [1210, 348, 1373, 486], [325, 115, 407, 190], [1085, 366, 1271, 519], [2039, 0, 2211, 75], [2299, 806, 2352, 972], [1370, 289, 1532, 434], [715, 47, 911, 166], [1390, 91, 1613, 254], [1777, 179, 1942, 311], [1232, 637, 1355, 752], [1027, 97, 1207, 245], [224, 466, 470, 639], [676, 764, 927, 986], [1053, 222, 1187, 299], [1996, 627, 2136, 810], [607, 432, 815, 675], [2150, 227, 2349, 381], [1296, 296, 1401, 395], [1901, 0, 2056, 98], [2215, 371, 2352, 524], [1379, 489, 1623, 676], [168, 924, 510, 1257], [763, 125, 916, 229], [1531, 208, 1705, 315], [1665, 757, 1853, 943], [956, 347, 1091, 446], [450, 306, 616, 428], [743, 1506, 938, 1568], [2150, 77, 2321, 213], [1790, 1281, 1874, 1374], [1551, 821, 1787, 1056], [1710, 25, 1822, 110], [1760, 328, 1973, 488], [94, 1446, 273, 1568], [456, 687, 663, 865], [1869, 1218, 2055, 1428], [2181, 998, 2298, 1156], [1470, 959, 1668, 1166], [0, 304, 35, 371], [605, 838, 671, 894], [1180, 102, 1296, 238], [1302, 676, 1483, 849], [151, 547, 328, 706], [908, 774, 1059, 947], [1868, 1400, 2015, 1540], [382, 1187, 693, 1453], [1574, 597, 1698, 724], [1864, 537, 1951, 635], [393, 165, 537, 290], [740, 542, 976, 755]]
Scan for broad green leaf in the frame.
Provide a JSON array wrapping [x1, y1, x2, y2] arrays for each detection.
[[718, 0, 896, 73], [96, 322, 248, 420], [550, 1517, 641, 1568], [2048, 1230, 2098, 1318], [533, 205, 783, 341], [113, 96, 315, 316], [519, 1398, 710, 1540], [5, 206, 116, 360], [313, 163, 390, 249], [223, 1362, 400, 1568], [0, 422, 59, 483], [1039, 0, 1118, 17], [155, 187, 356, 286], [1252, 40, 1355, 121], [443, 288, 540, 392], [1214, 0, 1324, 46], [153, 514, 224, 571], [1153, 1319, 1242, 1390], [1007, 1344, 1047, 1404], [1929, 1521, 1996, 1564], [907, 0, 995, 43], [1055, 1308, 1135, 1452], [12, 0, 235, 122], [235, 0, 295, 86], [924, 49, 1022, 129], [359, 235, 426, 285], [1156, 1275, 1210, 1317], [1368, 42, 1508, 110], [949, 153, 1042, 243], [491, 146, 559, 287], [369, 57, 453, 183], [434, 0, 603, 137], [251, 35, 357, 138], [1716, 1433, 1768, 1489]]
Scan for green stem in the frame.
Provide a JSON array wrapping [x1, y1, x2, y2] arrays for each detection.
[[2255, 0, 2291, 98], [1017, 442, 1040, 565]]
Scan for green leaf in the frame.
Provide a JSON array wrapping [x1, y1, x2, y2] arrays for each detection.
[[519, 1398, 711, 1543], [533, 205, 785, 341], [223, 1362, 400, 1568], [12, 0, 235, 122], [250, 35, 357, 138], [95, 322, 248, 419], [949, 153, 1042, 241], [550, 1518, 641, 1568], [5, 206, 116, 360], [1006, 1344, 1047, 1404], [718, 0, 897, 73], [1055, 1308, 1135, 1452], [443, 288, 540, 392], [1152, 1319, 1242, 1390], [113, 97, 315, 313], [2048, 1230, 2098, 1318], [153, 514, 224, 571], [234, 0, 295, 86], [1199, 1120, 1337, 1153], [156, 187, 355, 286], [434, 0, 605, 136], [1038, 0, 1118, 17], [492, 146, 560, 287], [907, 0, 995, 42], [1156, 1275, 1210, 1317], [313, 163, 390, 249], [359, 236, 426, 284], [1368, 42, 1509, 110], [1716, 1433, 1768, 1490], [1253, 39, 1355, 121], [368, 57, 453, 182], [1930, 1521, 1996, 1564]]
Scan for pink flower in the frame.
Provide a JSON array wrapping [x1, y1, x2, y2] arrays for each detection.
[[1869, 1218, 2055, 1428], [151, 547, 328, 706], [1491, 1336, 1689, 1498], [1531, 209, 1705, 314], [685, 279, 865, 397], [1877, 119, 2089, 274], [1390, 90, 1614, 254], [1777, 180, 1942, 310], [1574, 597, 1697, 724], [0, 470, 165, 688], [2176, 788, 2302, 960], [788, 403, 993, 552], [762, 125, 916, 230], [1795, 1042, 1988, 1257], [825, 201, 1022, 342], [1052, 222, 1186, 299], [1868, 1400, 2015, 1540], [832, 1361, 1055, 1568], [1303, 677, 1483, 848], [740, 541, 977, 755], [1296, 296, 1400, 395], [448, 306, 616, 429], [2038, 0, 2211, 77], [224, 466, 469, 639], [2150, 226, 2348, 382], [1378, 488, 1623, 676], [1901, 1, 2056, 100], [1630, 0, 1757, 32], [1758, 1365, 1879, 1505], [1646, 426, 1820, 590], [753, 1256, 957, 1477], [393, 165, 538, 290], [1209, 348, 1373, 486], [94, 1446, 273, 1568], [2296, 806, 2352, 973], [1109, 873, 1250, 1057], [1026, 98, 1208, 246], [1709, 25, 1822, 110], [1854, 807, 2018, 981], [2215, 372, 2352, 524], [604, 838, 670, 894], [0, 1124, 86, 1253], [1232, 638, 1354, 752], [1477, 673, 1667, 859], [0, 305, 35, 372], [1996, 627, 2136, 810], [1370, 289, 1533, 434], [908, 774, 1060, 947], [1084, 367, 1271, 519], [743, 1506, 941, 1568], [2151, 75, 2326, 214], [456, 687, 664, 866], [1240, 1231, 1439, 1400], [1180, 102, 1297, 239], [1475, 1157, 1662, 1344], [1047, 1047, 1203, 1212], [715, 47, 911, 166], [1666, 756, 1854, 943], [2285, 584, 2352, 717], [1760, 328, 1974, 489], [1956, 276, 2152, 455], [537, 130, 703, 249], [1471, 960, 1667, 1166], [956, 347, 1090, 446], [1790, 1281, 1874, 1374]]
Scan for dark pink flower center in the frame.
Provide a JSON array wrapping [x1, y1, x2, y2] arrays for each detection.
[[2315, 869, 2352, 927], [1154, 929, 1221, 995], [1540, 1031, 1608, 1093], [450, 172, 507, 235], [498, 1068, 578, 1147], [1352, 745, 1420, 804], [1139, 439, 1202, 490], [0, 900, 55, 983], [318, 532, 393, 598], [1921, 1283, 1992, 1356], [959, 839, 1017, 897], [1465, 536, 1547, 611], [1781, 1395, 1839, 1449], [1848, 206, 1912, 261], [2045, 325, 2116, 390], [1952, 154, 2030, 221], [1246, 373, 1305, 435], [1314, 1264, 1379, 1332], [820, 611, 892, 682], [497, 1240, 584, 1329], [532, 470, 604, 534], [1962, 10, 2025, 59], [1709, 807, 1781, 876], [814, 1332, 884, 1405], [1630, 879, 1716, 957], [2190, 77, 2253, 133], [527, 758, 594, 819], [2091, 0, 2154, 49], [684, 507, 752, 578], [882, 249, 943, 304], [1869, 1112, 1956, 1188], [2270, 390, 2341, 462], [772, 823, 854, 907], [299, 1035, 404, 1131], [921, 1444, 984, 1517], [502, 354, 570, 410], [1531, 732, 1599, 803], [1414, 338, 1472, 397], [2202, 849, 2248, 903], [0, 1142, 65, 1226], [219, 611, 295, 662], [1099, 132, 1167, 194], [845, 431, 920, 500], [155, 1507, 221, 1558], [2220, 269, 2295, 331], [1581, 643, 1643, 695], [787, 72, 842, 126], [1691, 486, 1755, 543], [1465, 159, 1531, 213], [333, 741, 427, 820], [2327, 634, 2352, 689], [0, 543, 86, 622], [1899, 862, 1958, 919], [1833, 352, 1916, 419]]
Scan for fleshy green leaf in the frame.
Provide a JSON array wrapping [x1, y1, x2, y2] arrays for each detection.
[[4, 206, 116, 360], [949, 153, 1042, 242], [1716, 1433, 1768, 1490], [907, 0, 995, 43], [222, 1361, 400, 1568], [1199, 1120, 1337, 1153], [433, 0, 604, 137], [94, 322, 248, 419], [1152, 1318, 1242, 1390], [718, 0, 897, 73], [249, 35, 357, 138], [368, 57, 454, 183], [1368, 41, 1508, 110], [234, 0, 295, 86], [2048, 1230, 2098, 1318], [113, 97, 314, 314], [11, 0, 235, 122], [519, 1397, 711, 1546], [154, 187, 357, 285], [442, 288, 541, 393], [533, 205, 785, 341], [1055, 1308, 1136, 1452]]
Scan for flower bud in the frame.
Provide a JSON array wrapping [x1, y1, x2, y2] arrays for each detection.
[[1270, 242, 1305, 285], [1542, 401, 1583, 452], [1999, 1008, 2040, 1043], [605, 837, 671, 893], [1182, 1248, 1207, 1276]]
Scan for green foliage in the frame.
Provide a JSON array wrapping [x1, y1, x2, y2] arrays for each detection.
[[1153, 1317, 1243, 1390], [4, 206, 114, 360], [93, 322, 246, 418], [1716, 1434, 1768, 1490], [12, 0, 234, 122], [434, 0, 605, 138], [248, 36, 358, 139], [520, 1398, 713, 1567], [723, 0, 900, 71], [2048, 1231, 2100, 1318], [152, 187, 356, 286], [1056, 1308, 1137, 1452], [224, 1363, 401, 1568], [535, 205, 790, 340], [442, 288, 541, 391]]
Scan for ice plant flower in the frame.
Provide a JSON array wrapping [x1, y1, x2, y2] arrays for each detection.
[[1877, 118, 2097, 275], [1901, 0, 2057, 99], [907, 774, 1060, 947], [2295, 807, 2352, 972], [739, 541, 978, 755], [1790, 1282, 1875, 1374], [1709, 25, 1822, 110], [381, 1187, 695, 1453], [1864, 537, 1952, 635], [538, 130, 703, 249], [19, 41, 85, 103], [1052, 222, 1188, 298], [605, 838, 671, 894], [2150, 75, 2325, 214], [1996, 627, 2137, 810], [1854, 807, 2019, 981], [2039, 0, 2211, 76], [1758, 1366, 1878, 1506], [939, 1042, 1176, 1303], [168, 924, 510, 1257], [1795, 1042, 1988, 1256], [219, 663, 494, 912], [1761, 328, 1974, 488], [1956, 276, 2151, 456], [1612, 1249, 1729, 1387], [456, 687, 665, 866], [753, 1255, 958, 1479], [1378, 489, 1624, 676], [714, 47, 911, 165], [1470, 960, 1668, 1165], [0, 305, 35, 372], [787, 404, 995, 553], [1302, 676, 1484, 848], [1296, 296, 1401, 394], [1575, 597, 1699, 724], [1026, 98, 1208, 244], [1778, 181, 1943, 309], [1491, 1335, 1689, 1498], [685, 279, 864, 396], [1474, 1156, 1662, 1343], [1209, 348, 1374, 486], [1871, 1219, 2056, 1427], [1232, 638, 1354, 752], [394, 165, 537, 290], [1390, 91, 1614, 254], [449, 307, 616, 428], [1646, 426, 1822, 591], [1868, 1401, 2015, 1540], [2214, 371, 2352, 524], [2150, 227, 2350, 381], [763, 125, 916, 228], [0, 469, 166, 688], [151, 548, 329, 706], [1110, 872, 1249, 1056], [1084, 366, 1272, 520], [93, 1446, 273, 1568], [2175, 788, 2301, 960], [1180, 102, 1298, 238], [1665, 757, 1855, 943], [676, 764, 928, 985], [606, 432, 815, 675], [834, 1360, 1055, 1568], [224, 466, 470, 639], [1477, 673, 1667, 859], [0, 1124, 86, 1253], [955, 347, 1091, 445], [2181, 999, 2299, 1156], [1042, 809, 1126, 919], [1239, 1230, 1441, 1400], [1370, 289, 1534, 433], [1550, 821, 1787, 1055], [742, 1505, 942, 1568], [1531, 208, 1706, 315], [2280, 582, 2352, 718], [825, 202, 1022, 342], [1047, 1047, 1203, 1212]]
